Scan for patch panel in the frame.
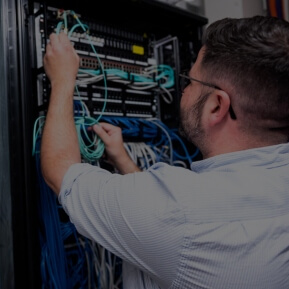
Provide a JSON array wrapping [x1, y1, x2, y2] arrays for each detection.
[[34, 2, 166, 120], [73, 85, 159, 118], [79, 56, 145, 74]]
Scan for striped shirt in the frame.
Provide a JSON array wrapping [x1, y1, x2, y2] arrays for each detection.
[[59, 142, 289, 288]]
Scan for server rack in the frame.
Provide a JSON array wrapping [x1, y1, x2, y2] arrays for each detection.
[[0, 0, 207, 288]]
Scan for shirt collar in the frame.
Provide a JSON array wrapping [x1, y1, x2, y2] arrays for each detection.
[[190, 142, 289, 173]]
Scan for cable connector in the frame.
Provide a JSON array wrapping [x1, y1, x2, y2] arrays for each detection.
[[70, 10, 78, 19], [57, 9, 64, 19]]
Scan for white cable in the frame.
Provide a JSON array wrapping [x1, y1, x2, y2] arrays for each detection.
[[124, 142, 157, 170], [159, 86, 173, 103]]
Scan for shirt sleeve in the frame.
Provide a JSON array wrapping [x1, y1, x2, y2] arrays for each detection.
[[58, 162, 186, 285]]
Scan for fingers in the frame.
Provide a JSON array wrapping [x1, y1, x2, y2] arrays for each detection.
[[92, 123, 122, 144], [49, 32, 59, 43], [48, 31, 69, 43], [92, 124, 111, 145], [45, 33, 59, 53], [44, 31, 79, 82], [46, 32, 74, 52], [45, 33, 60, 59], [98, 122, 122, 135], [44, 33, 55, 56], [58, 31, 74, 46]]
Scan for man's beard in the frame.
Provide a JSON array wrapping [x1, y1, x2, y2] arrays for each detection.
[[178, 92, 210, 149], [179, 104, 203, 147]]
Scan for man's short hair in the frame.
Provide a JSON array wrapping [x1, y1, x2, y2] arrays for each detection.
[[201, 16, 289, 138]]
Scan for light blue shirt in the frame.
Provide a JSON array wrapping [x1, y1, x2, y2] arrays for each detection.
[[59, 143, 289, 289]]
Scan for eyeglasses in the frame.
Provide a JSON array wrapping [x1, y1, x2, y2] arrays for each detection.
[[179, 74, 219, 91], [179, 73, 237, 120]]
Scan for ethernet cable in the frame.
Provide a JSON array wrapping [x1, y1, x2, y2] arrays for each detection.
[[123, 142, 157, 170], [76, 66, 175, 103], [32, 101, 105, 163], [35, 148, 122, 289], [100, 116, 200, 167], [54, 9, 108, 117]]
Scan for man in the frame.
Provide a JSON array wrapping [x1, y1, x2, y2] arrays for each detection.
[[41, 16, 289, 288]]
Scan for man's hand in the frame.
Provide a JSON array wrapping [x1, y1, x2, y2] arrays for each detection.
[[43, 32, 79, 87], [92, 122, 141, 174]]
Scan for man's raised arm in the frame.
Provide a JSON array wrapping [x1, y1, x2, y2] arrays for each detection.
[[40, 32, 80, 195]]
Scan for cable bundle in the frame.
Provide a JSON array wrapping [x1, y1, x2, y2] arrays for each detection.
[[76, 64, 175, 104], [32, 100, 105, 164], [101, 116, 200, 168], [34, 136, 122, 289]]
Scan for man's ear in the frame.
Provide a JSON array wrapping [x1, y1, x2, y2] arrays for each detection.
[[205, 90, 231, 126]]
